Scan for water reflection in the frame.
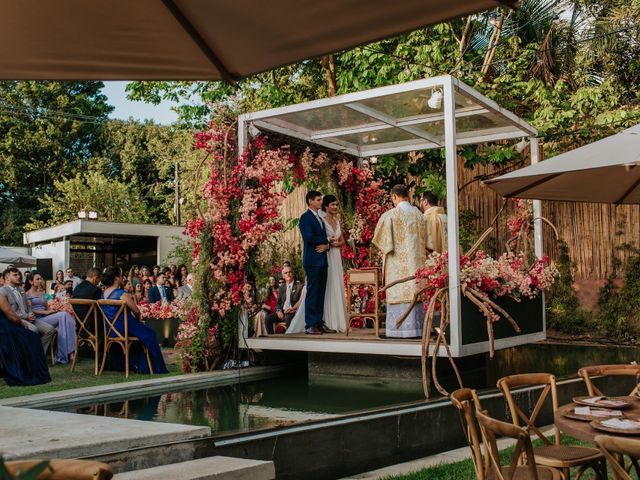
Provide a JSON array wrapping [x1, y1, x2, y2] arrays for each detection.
[[63, 375, 426, 435], [60, 343, 640, 435]]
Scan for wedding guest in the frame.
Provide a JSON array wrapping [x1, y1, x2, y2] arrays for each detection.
[[148, 273, 174, 304], [53, 282, 69, 299], [140, 265, 151, 282], [51, 270, 65, 292], [26, 272, 77, 364], [176, 273, 195, 299], [64, 267, 82, 289], [72, 267, 102, 321], [128, 265, 141, 288], [100, 266, 167, 374], [133, 282, 145, 304], [0, 293, 50, 386], [152, 265, 160, 282], [123, 279, 133, 294], [0, 267, 56, 353], [267, 265, 303, 334], [176, 265, 188, 287], [142, 278, 153, 303], [64, 279, 74, 297]]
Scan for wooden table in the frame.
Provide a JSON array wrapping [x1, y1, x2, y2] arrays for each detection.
[[555, 396, 640, 443]]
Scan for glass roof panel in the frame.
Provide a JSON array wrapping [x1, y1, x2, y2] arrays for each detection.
[[456, 111, 513, 134], [324, 126, 420, 147], [356, 87, 443, 120], [268, 104, 379, 132]]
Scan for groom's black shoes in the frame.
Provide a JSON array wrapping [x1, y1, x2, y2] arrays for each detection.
[[305, 326, 323, 335], [319, 325, 337, 334]]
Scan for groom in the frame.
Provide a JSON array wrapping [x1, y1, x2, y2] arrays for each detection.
[[299, 190, 336, 335]]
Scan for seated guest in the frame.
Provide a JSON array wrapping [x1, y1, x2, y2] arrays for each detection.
[[0, 293, 50, 386], [72, 267, 102, 322], [26, 272, 77, 364], [100, 266, 168, 374], [141, 278, 153, 304], [176, 273, 195, 299], [133, 282, 145, 304], [50, 270, 65, 293], [176, 265, 188, 287], [266, 265, 303, 334], [151, 265, 160, 282], [252, 276, 278, 337], [148, 273, 174, 304], [128, 265, 141, 288], [64, 267, 82, 289], [0, 267, 56, 353], [63, 279, 74, 297]]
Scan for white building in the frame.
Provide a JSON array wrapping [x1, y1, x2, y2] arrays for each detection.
[[23, 220, 186, 278]]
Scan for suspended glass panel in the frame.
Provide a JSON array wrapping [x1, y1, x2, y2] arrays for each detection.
[[324, 126, 420, 147], [357, 87, 443, 120], [269, 105, 378, 132]]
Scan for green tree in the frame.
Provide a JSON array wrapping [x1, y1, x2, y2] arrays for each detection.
[[27, 171, 149, 228], [0, 81, 112, 244], [90, 119, 200, 224]]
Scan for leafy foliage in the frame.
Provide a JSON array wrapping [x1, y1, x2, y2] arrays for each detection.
[[26, 171, 149, 229], [546, 240, 592, 333]]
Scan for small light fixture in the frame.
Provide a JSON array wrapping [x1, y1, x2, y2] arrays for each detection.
[[428, 88, 443, 109], [369, 156, 378, 164], [88, 211, 98, 220], [369, 135, 378, 143], [248, 123, 261, 138], [77, 210, 87, 219], [362, 134, 370, 144], [515, 138, 529, 153]]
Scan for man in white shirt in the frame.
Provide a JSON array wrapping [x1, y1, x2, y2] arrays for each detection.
[[64, 267, 82, 289]]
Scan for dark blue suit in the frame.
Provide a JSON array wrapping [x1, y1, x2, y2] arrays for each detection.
[[299, 209, 328, 329]]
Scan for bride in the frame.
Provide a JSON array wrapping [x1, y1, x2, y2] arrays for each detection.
[[286, 194, 347, 333]]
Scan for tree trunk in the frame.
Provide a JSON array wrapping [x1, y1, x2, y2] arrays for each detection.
[[321, 55, 337, 96]]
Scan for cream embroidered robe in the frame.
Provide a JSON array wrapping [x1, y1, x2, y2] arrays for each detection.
[[424, 206, 448, 254], [372, 205, 427, 304]]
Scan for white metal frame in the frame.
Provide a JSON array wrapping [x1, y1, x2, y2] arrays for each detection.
[[238, 75, 543, 357]]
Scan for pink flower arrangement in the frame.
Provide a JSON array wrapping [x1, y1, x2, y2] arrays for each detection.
[[416, 250, 558, 309], [139, 297, 193, 320], [48, 296, 72, 313]]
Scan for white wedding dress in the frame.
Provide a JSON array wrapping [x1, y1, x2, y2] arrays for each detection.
[[286, 213, 347, 333]]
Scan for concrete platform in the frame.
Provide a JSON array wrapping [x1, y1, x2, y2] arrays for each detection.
[[0, 406, 210, 461], [114, 456, 275, 480]]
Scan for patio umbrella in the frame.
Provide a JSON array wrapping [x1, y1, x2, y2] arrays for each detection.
[[485, 124, 640, 204], [1, 0, 514, 81], [0, 247, 37, 268]]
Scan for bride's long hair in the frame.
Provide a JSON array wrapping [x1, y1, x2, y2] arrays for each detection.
[[321, 194, 338, 212]]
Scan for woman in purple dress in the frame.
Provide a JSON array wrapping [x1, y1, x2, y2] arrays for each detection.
[[26, 273, 77, 364]]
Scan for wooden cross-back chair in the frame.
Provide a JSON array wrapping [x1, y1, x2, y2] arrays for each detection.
[[578, 364, 640, 397], [96, 299, 153, 378], [476, 409, 562, 480], [450, 388, 491, 480], [497, 373, 605, 479], [595, 435, 640, 480], [69, 299, 100, 375]]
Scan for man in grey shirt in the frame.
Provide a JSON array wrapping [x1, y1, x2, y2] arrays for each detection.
[[0, 267, 55, 352]]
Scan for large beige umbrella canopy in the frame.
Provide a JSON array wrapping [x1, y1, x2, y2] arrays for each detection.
[[486, 124, 640, 204], [1, 0, 513, 81]]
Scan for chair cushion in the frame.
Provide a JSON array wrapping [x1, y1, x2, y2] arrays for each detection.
[[534, 444, 602, 464]]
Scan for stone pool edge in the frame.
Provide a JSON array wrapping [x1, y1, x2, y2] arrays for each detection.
[[0, 364, 302, 409]]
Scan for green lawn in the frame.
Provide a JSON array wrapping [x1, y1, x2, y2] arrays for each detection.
[[385, 435, 605, 480], [0, 353, 181, 400]]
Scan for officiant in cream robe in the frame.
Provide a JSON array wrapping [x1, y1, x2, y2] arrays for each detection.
[[372, 185, 427, 338], [421, 191, 448, 254]]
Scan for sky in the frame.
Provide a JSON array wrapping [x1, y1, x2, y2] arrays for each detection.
[[102, 81, 179, 125]]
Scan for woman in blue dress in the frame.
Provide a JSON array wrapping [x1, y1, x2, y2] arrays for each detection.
[[26, 272, 77, 364], [100, 267, 168, 374], [0, 290, 50, 386]]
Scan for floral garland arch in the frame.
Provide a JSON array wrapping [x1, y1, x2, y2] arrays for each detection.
[[178, 116, 389, 372]]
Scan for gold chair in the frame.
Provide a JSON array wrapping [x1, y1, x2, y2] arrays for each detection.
[[49, 331, 57, 366], [578, 364, 640, 397], [97, 299, 153, 378], [595, 434, 640, 480], [476, 409, 562, 480], [69, 299, 100, 375], [450, 388, 491, 479], [497, 373, 605, 479], [345, 267, 381, 336], [5, 459, 113, 479]]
